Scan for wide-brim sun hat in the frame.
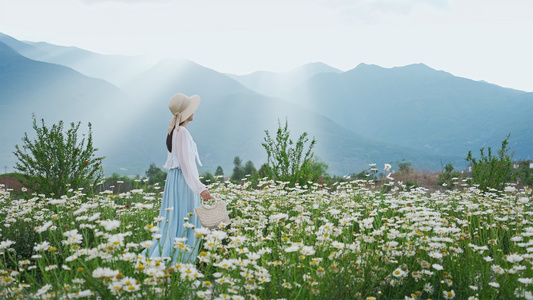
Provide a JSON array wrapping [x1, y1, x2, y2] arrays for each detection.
[[167, 93, 201, 134]]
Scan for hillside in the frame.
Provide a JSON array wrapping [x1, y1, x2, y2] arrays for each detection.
[[1, 35, 450, 176], [1, 32, 530, 176], [281, 63, 533, 160], [0, 41, 129, 173], [227, 62, 342, 97], [117, 59, 456, 175], [0, 32, 153, 87]]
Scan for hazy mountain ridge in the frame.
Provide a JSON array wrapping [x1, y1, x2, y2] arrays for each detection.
[[3, 33, 446, 175], [0, 41, 125, 114], [226, 62, 342, 97], [0, 32, 153, 87], [117, 58, 455, 175], [1, 32, 530, 177], [0, 40, 132, 174], [122, 58, 259, 101], [278, 62, 533, 160]]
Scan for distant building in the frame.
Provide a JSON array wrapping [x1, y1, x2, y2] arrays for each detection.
[[468, 160, 531, 174], [513, 159, 533, 170], [513, 160, 533, 169]]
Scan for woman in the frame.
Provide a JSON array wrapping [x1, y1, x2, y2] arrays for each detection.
[[142, 93, 212, 264]]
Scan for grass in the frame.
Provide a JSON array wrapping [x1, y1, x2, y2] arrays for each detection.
[[1, 177, 533, 299], [0, 173, 24, 179]]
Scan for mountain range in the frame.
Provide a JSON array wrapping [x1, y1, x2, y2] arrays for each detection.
[[1, 32, 531, 176]]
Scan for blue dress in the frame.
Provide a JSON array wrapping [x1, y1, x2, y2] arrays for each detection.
[[141, 126, 205, 265]]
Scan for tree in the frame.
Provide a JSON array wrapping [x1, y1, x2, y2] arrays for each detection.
[[13, 115, 104, 196], [215, 166, 224, 177], [243, 160, 257, 176], [465, 134, 514, 191], [145, 163, 167, 186], [258, 163, 271, 178], [262, 119, 317, 187], [396, 159, 412, 174], [231, 156, 244, 182]]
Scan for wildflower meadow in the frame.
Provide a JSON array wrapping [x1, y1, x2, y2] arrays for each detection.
[[1, 175, 533, 299]]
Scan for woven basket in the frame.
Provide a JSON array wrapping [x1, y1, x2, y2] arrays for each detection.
[[194, 199, 230, 229]]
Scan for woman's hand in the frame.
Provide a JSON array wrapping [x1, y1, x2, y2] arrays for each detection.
[[200, 190, 212, 201]]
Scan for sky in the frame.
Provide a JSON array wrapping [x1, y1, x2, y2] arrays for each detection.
[[1, 0, 533, 91]]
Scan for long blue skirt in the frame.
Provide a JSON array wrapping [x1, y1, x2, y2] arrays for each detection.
[[141, 168, 201, 265]]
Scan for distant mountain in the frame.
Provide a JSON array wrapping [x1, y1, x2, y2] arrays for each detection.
[[227, 62, 342, 97], [281, 63, 533, 160], [0, 40, 125, 115], [117, 59, 454, 175], [0, 32, 153, 87], [0, 41, 130, 173], [0, 32, 38, 56], [122, 58, 258, 101], [3, 32, 529, 177]]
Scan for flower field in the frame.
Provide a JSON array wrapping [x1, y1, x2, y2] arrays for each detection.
[[1, 178, 533, 299]]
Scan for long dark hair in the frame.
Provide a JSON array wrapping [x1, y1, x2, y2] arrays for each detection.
[[166, 122, 184, 152], [166, 128, 174, 152]]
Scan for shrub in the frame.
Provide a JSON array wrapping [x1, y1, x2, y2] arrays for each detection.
[[261, 119, 317, 187], [404, 180, 420, 191], [200, 172, 215, 185], [98, 173, 138, 194], [437, 163, 462, 190], [465, 134, 514, 191], [145, 163, 167, 186], [396, 159, 412, 174], [513, 160, 533, 187], [13, 115, 104, 196]]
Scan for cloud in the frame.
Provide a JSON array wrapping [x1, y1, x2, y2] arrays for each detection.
[[322, 0, 449, 11], [80, 0, 173, 4], [320, 0, 450, 24]]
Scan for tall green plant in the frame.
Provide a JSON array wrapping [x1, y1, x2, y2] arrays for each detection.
[[13, 115, 104, 196], [262, 119, 317, 187], [465, 134, 514, 191]]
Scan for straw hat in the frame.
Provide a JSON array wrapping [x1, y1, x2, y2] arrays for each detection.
[[167, 93, 201, 134]]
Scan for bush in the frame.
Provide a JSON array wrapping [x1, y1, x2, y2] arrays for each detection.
[[145, 163, 167, 186], [514, 160, 533, 187], [261, 120, 317, 187], [97, 173, 139, 194], [465, 134, 514, 191], [200, 172, 215, 185], [396, 159, 412, 174], [437, 163, 462, 190], [404, 180, 420, 191], [13, 115, 104, 196]]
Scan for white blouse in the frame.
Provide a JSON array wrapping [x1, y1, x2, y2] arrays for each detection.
[[163, 126, 206, 195]]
